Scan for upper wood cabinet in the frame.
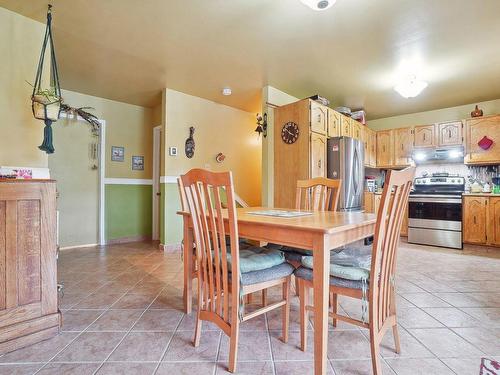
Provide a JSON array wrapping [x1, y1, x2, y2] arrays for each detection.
[[310, 133, 327, 178], [328, 109, 340, 138], [437, 121, 463, 147], [414, 125, 436, 148], [351, 120, 362, 140], [340, 115, 352, 137], [376, 130, 393, 167], [393, 127, 414, 166], [463, 196, 488, 244], [368, 129, 377, 167], [465, 115, 500, 165], [310, 101, 328, 135]]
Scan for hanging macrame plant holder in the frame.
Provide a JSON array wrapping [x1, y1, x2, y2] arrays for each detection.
[[31, 4, 62, 154]]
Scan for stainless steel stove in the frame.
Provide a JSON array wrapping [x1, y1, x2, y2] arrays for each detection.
[[408, 173, 464, 249]]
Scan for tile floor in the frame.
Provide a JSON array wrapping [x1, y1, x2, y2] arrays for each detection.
[[0, 240, 498, 375]]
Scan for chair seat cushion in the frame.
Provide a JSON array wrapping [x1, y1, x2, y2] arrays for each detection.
[[241, 262, 295, 286], [227, 246, 285, 274], [294, 266, 368, 290]]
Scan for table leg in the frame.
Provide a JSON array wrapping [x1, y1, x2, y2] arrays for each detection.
[[183, 219, 193, 314], [312, 235, 330, 375]]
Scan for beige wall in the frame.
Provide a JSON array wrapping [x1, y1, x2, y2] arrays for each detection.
[[0, 7, 49, 168], [164, 88, 262, 206], [261, 86, 299, 207], [62, 90, 154, 179], [368, 98, 500, 130]]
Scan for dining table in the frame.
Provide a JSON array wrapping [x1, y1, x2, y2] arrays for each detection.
[[179, 206, 376, 375]]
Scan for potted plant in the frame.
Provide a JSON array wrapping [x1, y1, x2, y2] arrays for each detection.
[[31, 86, 62, 122]]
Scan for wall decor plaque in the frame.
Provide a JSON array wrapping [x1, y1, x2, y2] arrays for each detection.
[[185, 126, 195, 158], [132, 156, 144, 170], [111, 146, 124, 162]]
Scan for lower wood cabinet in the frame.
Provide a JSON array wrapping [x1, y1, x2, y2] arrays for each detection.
[[462, 195, 500, 246], [0, 180, 60, 354], [364, 192, 408, 236]]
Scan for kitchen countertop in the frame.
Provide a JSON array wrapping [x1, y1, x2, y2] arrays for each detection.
[[462, 192, 500, 197]]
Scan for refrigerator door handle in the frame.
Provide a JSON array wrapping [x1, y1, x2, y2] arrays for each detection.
[[352, 146, 360, 196]]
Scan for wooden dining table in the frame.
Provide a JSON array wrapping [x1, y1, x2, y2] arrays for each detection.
[[179, 206, 376, 375]]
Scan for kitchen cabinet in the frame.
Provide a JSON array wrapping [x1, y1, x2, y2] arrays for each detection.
[[340, 115, 352, 137], [310, 101, 328, 135], [310, 133, 327, 178], [437, 121, 463, 147], [414, 125, 436, 148], [328, 109, 340, 138], [487, 197, 500, 246], [394, 127, 414, 166], [0, 180, 60, 355], [465, 115, 500, 165], [364, 191, 374, 213], [370, 192, 408, 236], [351, 120, 362, 140], [368, 129, 377, 167], [463, 196, 488, 244], [376, 130, 393, 167]]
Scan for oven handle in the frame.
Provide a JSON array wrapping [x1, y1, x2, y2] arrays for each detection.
[[409, 197, 462, 204]]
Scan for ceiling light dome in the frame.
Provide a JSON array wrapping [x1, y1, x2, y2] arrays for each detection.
[[300, 0, 336, 11], [394, 76, 428, 98]]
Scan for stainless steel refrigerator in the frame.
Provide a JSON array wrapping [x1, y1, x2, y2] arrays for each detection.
[[327, 137, 365, 211]]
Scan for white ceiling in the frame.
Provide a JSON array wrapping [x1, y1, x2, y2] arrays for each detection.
[[2, 0, 500, 119]]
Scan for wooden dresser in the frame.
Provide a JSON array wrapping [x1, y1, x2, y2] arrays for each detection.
[[0, 179, 60, 354]]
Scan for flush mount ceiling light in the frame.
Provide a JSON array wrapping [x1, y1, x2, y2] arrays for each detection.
[[299, 0, 336, 11], [222, 87, 232, 96], [394, 76, 428, 98]]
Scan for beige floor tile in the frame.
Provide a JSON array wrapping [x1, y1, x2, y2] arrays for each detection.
[[219, 331, 272, 361], [452, 327, 500, 356], [111, 293, 156, 309], [96, 362, 157, 375], [88, 309, 144, 331], [132, 309, 183, 331], [369, 326, 434, 359], [37, 362, 101, 375], [216, 361, 274, 374], [156, 362, 216, 375], [331, 359, 394, 375], [163, 330, 220, 362], [326, 330, 372, 360], [460, 307, 500, 327], [422, 307, 482, 328], [275, 360, 334, 374], [0, 364, 42, 375], [108, 332, 171, 361], [385, 358, 454, 375], [407, 328, 484, 358], [440, 357, 486, 375], [73, 291, 124, 309], [269, 330, 314, 361], [396, 308, 444, 329], [468, 292, 500, 307], [60, 309, 104, 331], [400, 293, 451, 308], [433, 292, 484, 308], [53, 332, 125, 362]]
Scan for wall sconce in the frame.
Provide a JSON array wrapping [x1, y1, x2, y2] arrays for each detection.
[[255, 113, 268, 138]]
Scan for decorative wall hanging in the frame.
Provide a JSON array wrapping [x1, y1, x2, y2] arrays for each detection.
[[471, 105, 484, 118], [185, 126, 195, 158], [31, 4, 62, 154], [60, 104, 101, 135], [132, 156, 144, 170], [111, 146, 125, 162], [255, 113, 268, 138], [215, 153, 226, 163], [281, 121, 299, 144], [478, 136, 494, 151]]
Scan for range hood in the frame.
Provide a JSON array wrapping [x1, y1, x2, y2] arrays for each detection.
[[412, 146, 464, 165]]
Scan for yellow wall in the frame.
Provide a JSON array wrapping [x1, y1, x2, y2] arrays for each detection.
[[0, 7, 49, 168], [62, 90, 154, 179], [368, 98, 500, 130], [164, 88, 262, 206]]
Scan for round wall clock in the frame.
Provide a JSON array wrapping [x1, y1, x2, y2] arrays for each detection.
[[281, 122, 299, 144]]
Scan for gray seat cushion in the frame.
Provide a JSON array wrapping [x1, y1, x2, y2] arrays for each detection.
[[227, 246, 285, 274], [240, 262, 295, 286], [294, 266, 368, 290]]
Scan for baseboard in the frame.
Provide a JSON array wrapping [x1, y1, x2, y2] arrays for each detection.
[[160, 243, 181, 252], [59, 243, 98, 250], [107, 235, 152, 245]]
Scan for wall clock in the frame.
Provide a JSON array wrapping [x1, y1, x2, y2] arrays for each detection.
[[281, 122, 299, 144]]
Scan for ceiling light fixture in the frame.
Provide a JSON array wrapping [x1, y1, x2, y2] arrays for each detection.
[[299, 0, 336, 11], [222, 87, 232, 96], [394, 76, 428, 98]]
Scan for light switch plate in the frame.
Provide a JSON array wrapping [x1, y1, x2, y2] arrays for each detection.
[[168, 147, 178, 156]]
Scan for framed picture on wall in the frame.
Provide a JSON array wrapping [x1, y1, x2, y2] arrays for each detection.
[[132, 156, 144, 170], [111, 146, 125, 162]]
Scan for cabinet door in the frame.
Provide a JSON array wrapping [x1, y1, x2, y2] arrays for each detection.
[[369, 129, 377, 167], [364, 192, 374, 213], [438, 121, 463, 147], [361, 127, 369, 167], [340, 115, 352, 137], [310, 133, 327, 178], [310, 101, 328, 135], [394, 127, 413, 166], [414, 125, 436, 148], [463, 197, 487, 244], [488, 197, 500, 245], [465, 116, 500, 164], [376, 130, 393, 167], [351, 120, 362, 140], [328, 109, 340, 138]]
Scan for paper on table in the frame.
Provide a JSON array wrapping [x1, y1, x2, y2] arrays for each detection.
[[246, 209, 313, 218]]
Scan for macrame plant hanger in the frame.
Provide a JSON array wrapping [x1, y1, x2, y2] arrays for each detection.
[[31, 4, 62, 154]]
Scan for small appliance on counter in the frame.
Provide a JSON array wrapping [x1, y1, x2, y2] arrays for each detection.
[[493, 177, 500, 194]]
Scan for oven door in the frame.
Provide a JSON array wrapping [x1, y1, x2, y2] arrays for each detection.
[[408, 195, 462, 230]]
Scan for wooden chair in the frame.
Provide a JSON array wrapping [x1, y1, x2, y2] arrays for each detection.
[[296, 167, 415, 375], [181, 169, 293, 373], [295, 177, 342, 212]]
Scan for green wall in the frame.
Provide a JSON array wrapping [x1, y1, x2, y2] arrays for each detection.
[[105, 184, 153, 241]]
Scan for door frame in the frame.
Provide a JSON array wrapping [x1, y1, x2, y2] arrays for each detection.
[[152, 125, 162, 241], [58, 113, 106, 246]]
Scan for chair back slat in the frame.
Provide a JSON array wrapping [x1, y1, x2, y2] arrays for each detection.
[[295, 177, 342, 212], [181, 169, 240, 325], [369, 167, 415, 332]]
